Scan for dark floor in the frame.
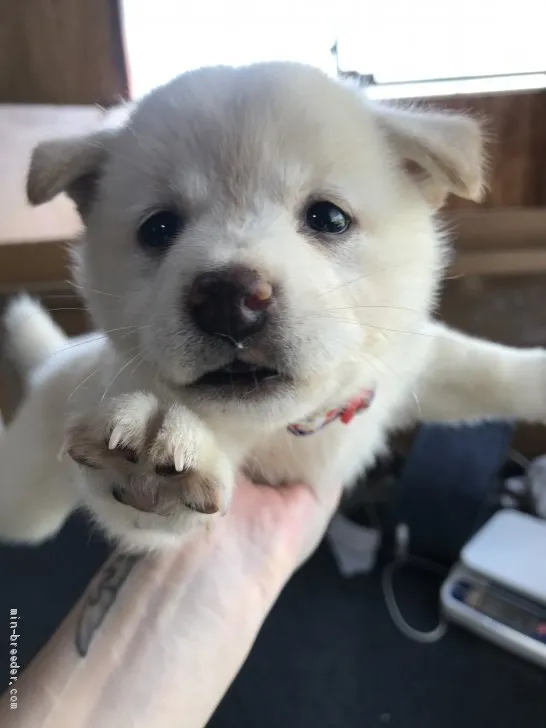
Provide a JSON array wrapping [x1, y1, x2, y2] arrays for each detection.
[[1, 511, 545, 728]]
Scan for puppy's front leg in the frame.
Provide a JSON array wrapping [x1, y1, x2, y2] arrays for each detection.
[[415, 322, 546, 424], [65, 392, 236, 550]]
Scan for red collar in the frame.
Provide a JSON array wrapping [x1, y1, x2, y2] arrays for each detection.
[[287, 389, 374, 437]]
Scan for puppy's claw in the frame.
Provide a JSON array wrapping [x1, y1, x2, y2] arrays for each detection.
[[108, 424, 124, 451], [218, 492, 229, 517], [174, 448, 185, 473], [57, 439, 68, 463]]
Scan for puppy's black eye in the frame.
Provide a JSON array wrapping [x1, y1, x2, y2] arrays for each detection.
[[137, 210, 182, 251], [305, 201, 351, 235]]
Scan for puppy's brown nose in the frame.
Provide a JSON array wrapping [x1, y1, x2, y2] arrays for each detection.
[[187, 266, 274, 341]]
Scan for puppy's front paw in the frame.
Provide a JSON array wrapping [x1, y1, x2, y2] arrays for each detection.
[[64, 392, 234, 549]]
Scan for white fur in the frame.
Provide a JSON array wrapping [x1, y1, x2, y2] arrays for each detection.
[[2, 62, 545, 552], [3, 295, 67, 380]]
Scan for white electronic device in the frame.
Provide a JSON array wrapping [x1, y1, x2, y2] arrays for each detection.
[[441, 510, 546, 669]]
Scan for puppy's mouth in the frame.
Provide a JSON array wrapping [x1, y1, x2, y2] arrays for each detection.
[[190, 359, 289, 396]]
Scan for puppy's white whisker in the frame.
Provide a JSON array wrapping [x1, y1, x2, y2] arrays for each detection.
[[14, 308, 88, 333], [65, 341, 140, 406], [317, 273, 372, 298], [49, 334, 107, 357], [100, 351, 142, 403], [303, 313, 441, 342], [125, 352, 146, 382], [67, 281, 122, 299], [66, 365, 103, 404], [444, 273, 464, 281], [324, 304, 421, 314], [317, 261, 423, 299]]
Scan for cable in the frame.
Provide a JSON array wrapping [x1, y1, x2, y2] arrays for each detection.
[[381, 524, 448, 644], [383, 449, 534, 643]]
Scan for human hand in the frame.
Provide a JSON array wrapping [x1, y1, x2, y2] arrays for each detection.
[[0, 475, 342, 728], [203, 474, 344, 597]]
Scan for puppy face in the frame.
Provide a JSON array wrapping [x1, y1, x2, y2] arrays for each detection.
[[28, 63, 484, 424]]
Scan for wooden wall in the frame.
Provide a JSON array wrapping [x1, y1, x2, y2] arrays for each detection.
[[422, 89, 546, 209], [0, 0, 128, 105]]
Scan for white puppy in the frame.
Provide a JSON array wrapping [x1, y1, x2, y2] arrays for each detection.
[[1, 62, 545, 552]]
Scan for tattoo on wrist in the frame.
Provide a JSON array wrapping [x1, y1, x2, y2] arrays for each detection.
[[75, 552, 141, 657]]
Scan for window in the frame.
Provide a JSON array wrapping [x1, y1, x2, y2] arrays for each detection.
[[122, 0, 546, 99], [122, 0, 339, 99], [338, 0, 545, 84]]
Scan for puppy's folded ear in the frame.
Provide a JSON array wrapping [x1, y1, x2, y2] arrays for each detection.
[[26, 129, 115, 217], [377, 104, 486, 208]]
